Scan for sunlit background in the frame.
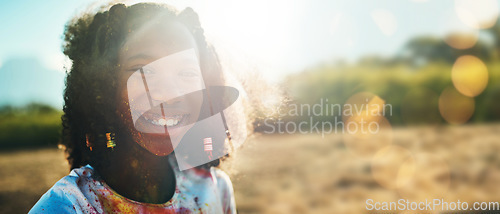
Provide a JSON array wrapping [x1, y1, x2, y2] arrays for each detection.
[[1, 0, 500, 213]]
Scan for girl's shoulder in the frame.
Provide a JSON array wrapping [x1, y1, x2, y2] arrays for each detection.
[[210, 167, 234, 193], [29, 165, 100, 214], [210, 168, 237, 214]]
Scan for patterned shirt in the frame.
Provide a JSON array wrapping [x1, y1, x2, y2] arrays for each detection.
[[29, 157, 236, 214]]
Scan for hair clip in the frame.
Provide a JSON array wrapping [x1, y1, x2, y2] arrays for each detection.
[[203, 137, 213, 160], [85, 134, 93, 151], [106, 132, 116, 149]]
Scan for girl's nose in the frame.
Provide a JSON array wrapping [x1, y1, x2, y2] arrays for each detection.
[[149, 87, 183, 105], [147, 77, 187, 107]]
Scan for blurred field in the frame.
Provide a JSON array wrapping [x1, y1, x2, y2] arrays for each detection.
[[1, 124, 500, 214], [0, 104, 62, 149], [233, 124, 500, 214], [0, 148, 67, 214]]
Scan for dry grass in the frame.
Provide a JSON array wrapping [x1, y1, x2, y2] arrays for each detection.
[[231, 124, 500, 214], [1, 124, 500, 214], [0, 148, 68, 214]]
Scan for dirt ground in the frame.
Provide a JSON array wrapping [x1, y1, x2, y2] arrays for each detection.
[[1, 124, 500, 214]]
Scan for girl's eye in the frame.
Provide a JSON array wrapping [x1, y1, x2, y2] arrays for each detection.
[[126, 66, 146, 73], [127, 68, 141, 72], [178, 69, 199, 77]]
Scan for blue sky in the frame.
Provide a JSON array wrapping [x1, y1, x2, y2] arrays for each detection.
[[0, 0, 498, 108], [0, 0, 87, 70]]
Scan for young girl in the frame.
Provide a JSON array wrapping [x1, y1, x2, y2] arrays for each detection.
[[30, 2, 248, 213]]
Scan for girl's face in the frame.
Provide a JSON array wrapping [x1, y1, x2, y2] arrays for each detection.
[[116, 21, 204, 156]]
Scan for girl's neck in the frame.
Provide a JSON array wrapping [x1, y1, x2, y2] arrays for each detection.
[[96, 142, 177, 204]]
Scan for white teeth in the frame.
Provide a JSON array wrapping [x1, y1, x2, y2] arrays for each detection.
[[144, 115, 184, 127], [166, 119, 174, 126], [158, 118, 167, 126]]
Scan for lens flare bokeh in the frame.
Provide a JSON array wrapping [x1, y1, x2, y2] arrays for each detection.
[[451, 55, 489, 98], [439, 87, 475, 125]]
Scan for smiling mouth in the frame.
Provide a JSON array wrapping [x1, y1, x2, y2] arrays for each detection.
[[143, 113, 189, 127]]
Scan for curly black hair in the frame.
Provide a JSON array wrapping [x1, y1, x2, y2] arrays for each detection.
[[61, 3, 227, 170]]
